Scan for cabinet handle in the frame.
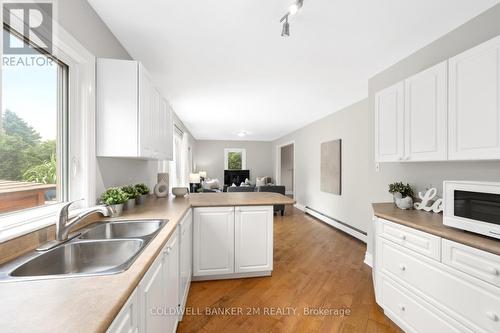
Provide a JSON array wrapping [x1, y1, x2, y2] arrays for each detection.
[[486, 311, 499, 322], [487, 267, 499, 276], [399, 264, 406, 272], [399, 304, 406, 312], [400, 234, 406, 241], [404, 155, 410, 160], [163, 246, 172, 256]]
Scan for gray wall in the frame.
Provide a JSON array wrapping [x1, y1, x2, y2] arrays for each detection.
[[55, 0, 196, 196], [194, 140, 273, 184], [274, 4, 500, 257]]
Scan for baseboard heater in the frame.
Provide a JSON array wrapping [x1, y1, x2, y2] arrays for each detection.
[[305, 206, 367, 243]]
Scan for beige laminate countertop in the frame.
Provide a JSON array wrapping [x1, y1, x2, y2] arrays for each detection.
[[0, 193, 294, 333], [372, 202, 500, 256]]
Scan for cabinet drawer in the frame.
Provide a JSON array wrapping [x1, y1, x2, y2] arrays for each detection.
[[381, 276, 469, 333], [381, 240, 500, 333], [442, 239, 500, 288], [379, 218, 441, 260]]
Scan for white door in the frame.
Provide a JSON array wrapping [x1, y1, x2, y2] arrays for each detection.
[[234, 206, 273, 273], [107, 289, 139, 333], [193, 207, 235, 276], [138, 252, 166, 333], [179, 209, 192, 315], [449, 35, 500, 160], [375, 82, 405, 162], [164, 228, 179, 333], [404, 61, 448, 161]]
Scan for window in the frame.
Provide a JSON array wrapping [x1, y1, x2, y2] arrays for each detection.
[[0, 26, 68, 216], [224, 148, 246, 170], [169, 124, 191, 190]]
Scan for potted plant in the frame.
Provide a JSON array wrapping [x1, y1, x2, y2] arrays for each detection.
[[134, 183, 150, 205], [388, 182, 414, 210], [100, 187, 128, 217], [121, 185, 139, 210]]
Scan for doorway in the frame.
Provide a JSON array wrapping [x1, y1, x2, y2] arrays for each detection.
[[276, 142, 295, 198]]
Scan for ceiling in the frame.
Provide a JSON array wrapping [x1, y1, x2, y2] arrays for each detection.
[[88, 0, 500, 141]]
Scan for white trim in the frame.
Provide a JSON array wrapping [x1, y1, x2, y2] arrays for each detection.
[[192, 271, 271, 281], [364, 251, 373, 267], [224, 148, 247, 170], [275, 141, 295, 200], [0, 10, 96, 242], [305, 207, 367, 243], [294, 203, 306, 211]]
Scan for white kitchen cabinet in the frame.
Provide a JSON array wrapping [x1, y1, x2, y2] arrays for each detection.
[[97, 58, 173, 160], [107, 289, 139, 333], [179, 209, 192, 319], [375, 82, 405, 162], [449, 35, 500, 160], [234, 206, 273, 273], [193, 207, 235, 277], [404, 61, 448, 161], [137, 228, 179, 333]]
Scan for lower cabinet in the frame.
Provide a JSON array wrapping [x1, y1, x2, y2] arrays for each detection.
[[374, 217, 500, 333], [108, 227, 179, 333], [193, 206, 273, 279], [179, 209, 193, 320]]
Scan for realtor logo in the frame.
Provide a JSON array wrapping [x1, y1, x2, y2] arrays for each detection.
[[3, 2, 53, 54]]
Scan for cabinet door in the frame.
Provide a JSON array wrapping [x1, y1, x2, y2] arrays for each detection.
[[107, 289, 139, 333], [164, 228, 179, 333], [150, 89, 161, 160], [193, 207, 235, 276], [404, 61, 448, 161], [163, 100, 174, 161], [449, 35, 500, 160], [234, 206, 273, 273], [179, 209, 192, 315], [375, 82, 405, 162], [138, 64, 153, 158], [138, 251, 166, 333]]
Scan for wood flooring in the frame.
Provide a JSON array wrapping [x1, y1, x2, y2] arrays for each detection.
[[177, 207, 403, 333]]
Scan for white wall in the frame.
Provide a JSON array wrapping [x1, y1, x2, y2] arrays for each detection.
[[194, 140, 273, 183], [273, 4, 500, 257]]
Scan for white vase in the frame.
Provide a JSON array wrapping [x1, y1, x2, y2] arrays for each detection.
[[394, 192, 413, 210], [154, 173, 169, 198]]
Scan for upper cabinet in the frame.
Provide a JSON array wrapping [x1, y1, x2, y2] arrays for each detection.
[[375, 82, 405, 162], [97, 59, 173, 160], [404, 61, 448, 161], [375, 34, 500, 162], [448, 35, 500, 160]]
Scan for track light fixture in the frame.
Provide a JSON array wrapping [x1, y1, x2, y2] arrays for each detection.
[[280, 0, 304, 37]]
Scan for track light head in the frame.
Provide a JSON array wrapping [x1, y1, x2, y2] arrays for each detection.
[[281, 18, 290, 37]]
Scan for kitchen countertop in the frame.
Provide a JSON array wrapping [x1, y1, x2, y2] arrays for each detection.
[[0, 193, 295, 333], [372, 202, 500, 256]]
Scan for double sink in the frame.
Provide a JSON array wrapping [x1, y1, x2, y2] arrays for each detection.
[[0, 219, 168, 281]]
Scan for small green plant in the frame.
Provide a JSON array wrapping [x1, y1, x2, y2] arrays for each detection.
[[22, 155, 56, 184], [121, 185, 139, 199], [134, 183, 150, 195], [388, 182, 414, 198], [100, 187, 128, 205]]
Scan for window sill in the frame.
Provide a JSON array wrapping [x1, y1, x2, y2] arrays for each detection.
[[0, 205, 88, 243]]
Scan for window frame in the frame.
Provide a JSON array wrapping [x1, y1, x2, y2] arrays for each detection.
[[224, 148, 247, 170], [0, 8, 96, 242]]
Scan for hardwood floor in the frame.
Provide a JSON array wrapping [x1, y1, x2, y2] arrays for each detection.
[[177, 208, 403, 333]]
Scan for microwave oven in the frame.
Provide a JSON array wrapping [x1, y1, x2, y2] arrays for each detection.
[[443, 181, 500, 240]]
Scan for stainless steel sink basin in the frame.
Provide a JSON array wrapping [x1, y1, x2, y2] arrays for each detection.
[[0, 219, 168, 281], [80, 220, 166, 240], [9, 239, 143, 278]]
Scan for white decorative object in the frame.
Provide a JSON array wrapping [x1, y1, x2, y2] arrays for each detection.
[[154, 172, 169, 198], [172, 187, 189, 197], [414, 188, 443, 213], [394, 192, 413, 210]]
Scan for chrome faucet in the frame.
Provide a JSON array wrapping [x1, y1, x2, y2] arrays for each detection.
[[56, 200, 112, 241]]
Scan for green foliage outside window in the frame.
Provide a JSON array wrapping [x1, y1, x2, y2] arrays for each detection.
[[0, 110, 56, 183], [227, 152, 242, 170]]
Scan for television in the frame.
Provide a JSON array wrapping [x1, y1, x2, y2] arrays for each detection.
[[224, 170, 250, 187]]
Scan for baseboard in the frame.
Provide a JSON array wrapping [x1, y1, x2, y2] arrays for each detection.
[[192, 271, 272, 281], [294, 203, 306, 211], [305, 207, 367, 243], [364, 251, 373, 268]]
